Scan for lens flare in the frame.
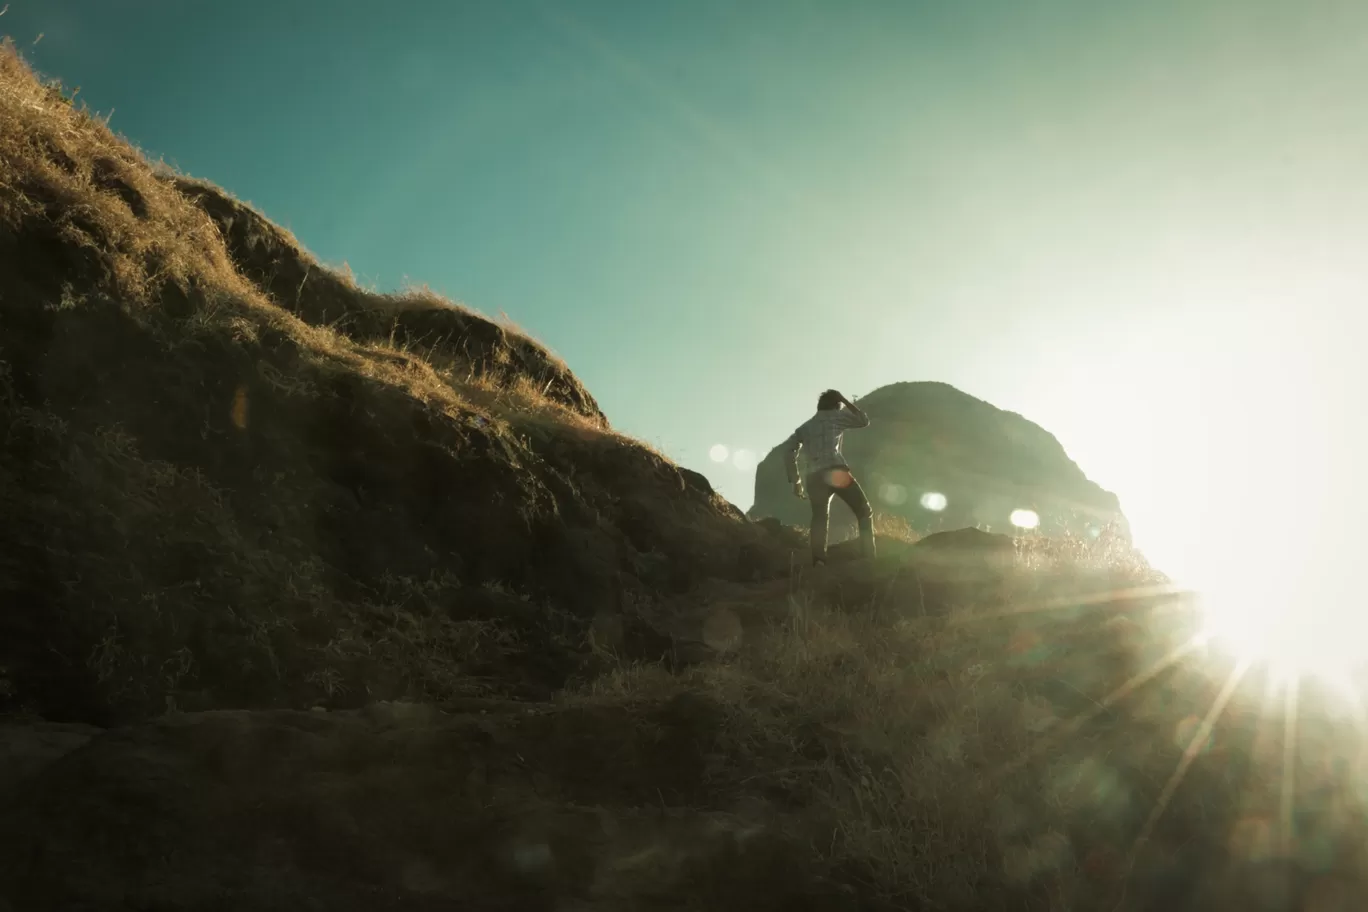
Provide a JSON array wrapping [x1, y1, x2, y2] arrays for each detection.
[[731, 448, 757, 471], [881, 483, 908, 506], [921, 491, 948, 512], [1010, 508, 1040, 529], [708, 443, 729, 463]]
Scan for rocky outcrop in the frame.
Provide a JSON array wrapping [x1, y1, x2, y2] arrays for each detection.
[[750, 382, 1128, 541]]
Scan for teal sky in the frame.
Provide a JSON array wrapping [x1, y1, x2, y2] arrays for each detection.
[[7, 0, 1364, 598]]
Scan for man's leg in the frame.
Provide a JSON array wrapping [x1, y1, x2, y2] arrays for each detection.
[[807, 472, 834, 565], [832, 472, 876, 559]]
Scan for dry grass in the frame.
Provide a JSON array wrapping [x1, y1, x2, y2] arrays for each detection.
[[576, 533, 1271, 909], [0, 49, 243, 304], [873, 511, 920, 545], [170, 173, 606, 423], [0, 41, 491, 418]]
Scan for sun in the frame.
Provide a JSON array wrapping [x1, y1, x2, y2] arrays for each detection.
[[1193, 568, 1368, 683]]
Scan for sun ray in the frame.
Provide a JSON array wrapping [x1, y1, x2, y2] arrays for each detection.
[[991, 635, 1204, 782], [954, 582, 1195, 624], [1278, 675, 1299, 856], [1126, 657, 1252, 868], [1344, 678, 1368, 738], [1249, 664, 1286, 778]]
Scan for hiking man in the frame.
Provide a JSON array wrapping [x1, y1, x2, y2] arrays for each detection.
[[783, 389, 876, 566]]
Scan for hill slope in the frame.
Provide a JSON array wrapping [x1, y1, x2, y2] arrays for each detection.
[[5, 42, 1368, 912], [0, 42, 783, 725]]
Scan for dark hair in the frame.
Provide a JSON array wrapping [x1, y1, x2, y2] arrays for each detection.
[[817, 390, 842, 410]]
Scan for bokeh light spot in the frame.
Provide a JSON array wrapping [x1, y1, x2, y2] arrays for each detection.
[[1228, 814, 1275, 862], [1173, 714, 1213, 754], [1007, 630, 1053, 668], [703, 608, 744, 653], [920, 491, 948, 512], [510, 840, 553, 873], [230, 385, 249, 430], [731, 448, 757, 471], [708, 443, 729, 463], [880, 483, 908, 506], [1010, 508, 1040, 529], [1082, 846, 1120, 882]]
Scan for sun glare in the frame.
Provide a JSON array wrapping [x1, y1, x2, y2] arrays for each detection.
[[1195, 570, 1368, 684]]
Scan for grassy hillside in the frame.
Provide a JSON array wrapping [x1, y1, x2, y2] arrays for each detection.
[[0, 40, 783, 725], [4, 40, 1366, 912]]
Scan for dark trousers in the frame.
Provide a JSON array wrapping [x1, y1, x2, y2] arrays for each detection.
[[807, 466, 875, 563]]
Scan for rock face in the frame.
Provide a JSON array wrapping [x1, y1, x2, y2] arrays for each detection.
[[750, 382, 1127, 541]]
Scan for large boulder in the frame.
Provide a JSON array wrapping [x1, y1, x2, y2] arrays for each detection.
[[750, 382, 1128, 541]]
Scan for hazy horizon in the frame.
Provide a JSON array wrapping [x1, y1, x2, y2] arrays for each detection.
[[7, 0, 1363, 603]]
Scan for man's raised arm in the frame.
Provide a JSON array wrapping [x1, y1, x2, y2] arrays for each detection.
[[783, 432, 803, 484], [837, 393, 870, 428], [783, 432, 807, 498]]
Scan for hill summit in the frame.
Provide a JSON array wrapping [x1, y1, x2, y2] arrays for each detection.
[[751, 381, 1128, 542]]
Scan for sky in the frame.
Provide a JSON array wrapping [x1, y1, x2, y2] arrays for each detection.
[[5, 0, 1364, 600]]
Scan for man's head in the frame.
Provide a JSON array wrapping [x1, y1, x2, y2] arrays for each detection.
[[817, 390, 843, 411]]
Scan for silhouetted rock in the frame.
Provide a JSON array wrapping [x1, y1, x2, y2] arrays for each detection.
[[908, 527, 1019, 610], [914, 526, 1017, 565], [751, 381, 1128, 541]]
